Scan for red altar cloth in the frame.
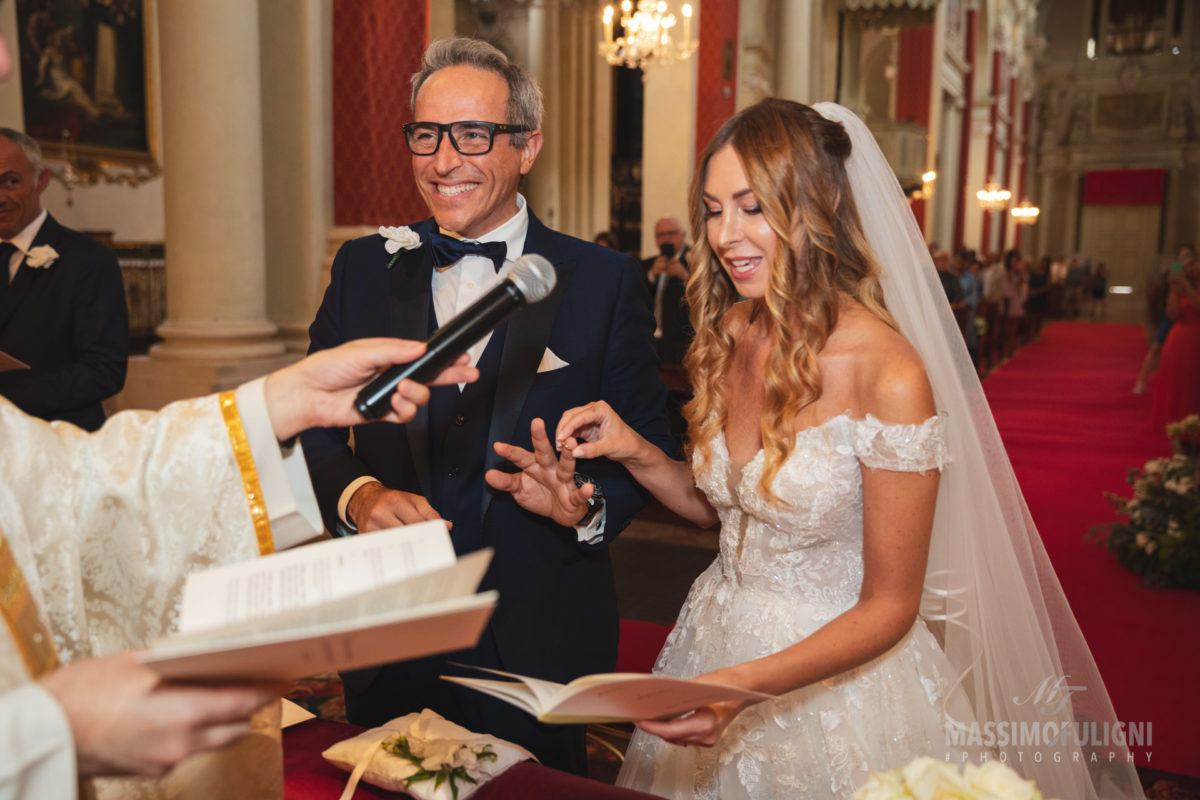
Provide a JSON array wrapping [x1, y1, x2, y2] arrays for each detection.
[[283, 718, 661, 800]]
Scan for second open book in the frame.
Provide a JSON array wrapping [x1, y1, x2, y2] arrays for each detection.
[[140, 520, 495, 681], [442, 665, 772, 724]]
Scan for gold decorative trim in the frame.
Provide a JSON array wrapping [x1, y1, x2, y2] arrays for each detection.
[[0, 535, 59, 678], [219, 391, 275, 556]]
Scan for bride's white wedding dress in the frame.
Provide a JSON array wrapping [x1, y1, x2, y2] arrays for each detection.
[[617, 413, 972, 800]]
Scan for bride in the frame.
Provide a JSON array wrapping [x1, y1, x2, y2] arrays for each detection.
[[488, 100, 1143, 800]]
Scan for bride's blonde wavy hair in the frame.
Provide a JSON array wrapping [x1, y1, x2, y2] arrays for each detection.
[[683, 99, 895, 503]]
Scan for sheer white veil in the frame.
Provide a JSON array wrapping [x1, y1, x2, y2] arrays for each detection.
[[812, 102, 1143, 800]]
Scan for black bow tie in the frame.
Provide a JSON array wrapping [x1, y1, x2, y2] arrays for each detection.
[[429, 232, 507, 272]]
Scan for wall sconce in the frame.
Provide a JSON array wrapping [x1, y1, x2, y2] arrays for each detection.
[[976, 179, 1011, 211], [1010, 199, 1040, 224]]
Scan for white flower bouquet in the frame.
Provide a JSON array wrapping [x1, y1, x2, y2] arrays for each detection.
[[853, 758, 1052, 800]]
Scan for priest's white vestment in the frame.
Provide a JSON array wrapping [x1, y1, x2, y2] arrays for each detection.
[[0, 378, 322, 800]]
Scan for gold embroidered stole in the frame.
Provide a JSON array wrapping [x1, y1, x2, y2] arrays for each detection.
[[219, 391, 276, 557]]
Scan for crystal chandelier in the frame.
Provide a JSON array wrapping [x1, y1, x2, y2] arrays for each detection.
[[1010, 198, 1040, 225], [600, 1, 697, 71], [976, 179, 1012, 211]]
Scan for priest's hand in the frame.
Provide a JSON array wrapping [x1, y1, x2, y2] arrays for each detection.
[[264, 338, 479, 440], [486, 418, 595, 527], [39, 651, 283, 778]]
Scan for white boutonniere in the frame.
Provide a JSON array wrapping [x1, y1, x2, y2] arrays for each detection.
[[24, 245, 59, 269], [380, 226, 422, 269]]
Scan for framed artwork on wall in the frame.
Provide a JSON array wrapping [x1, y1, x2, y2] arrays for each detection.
[[14, 0, 157, 171]]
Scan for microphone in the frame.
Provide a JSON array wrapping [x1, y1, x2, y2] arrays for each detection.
[[354, 253, 557, 420]]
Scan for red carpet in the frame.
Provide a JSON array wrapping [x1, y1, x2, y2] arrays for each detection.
[[983, 322, 1200, 777]]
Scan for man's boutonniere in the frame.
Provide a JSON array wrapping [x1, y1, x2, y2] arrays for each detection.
[[24, 245, 59, 269], [380, 226, 422, 269]]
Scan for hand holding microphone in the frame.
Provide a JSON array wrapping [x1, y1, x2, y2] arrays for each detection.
[[354, 253, 558, 419]]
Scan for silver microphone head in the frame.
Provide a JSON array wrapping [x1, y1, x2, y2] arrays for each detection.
[[506, 253, 557, 303]]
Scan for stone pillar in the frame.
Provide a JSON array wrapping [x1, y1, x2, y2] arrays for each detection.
[[152, 0, 282, 363], [776, 0, 821, 104], [115, 0, 294, 410]]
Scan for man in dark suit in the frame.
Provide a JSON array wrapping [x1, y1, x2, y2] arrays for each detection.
[[0, 128, 127, 431], [641, 216, 692, 367], [301, 38, 673, 773]]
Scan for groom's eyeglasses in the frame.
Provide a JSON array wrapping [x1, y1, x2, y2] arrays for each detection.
[[402, 121, 530, 156]]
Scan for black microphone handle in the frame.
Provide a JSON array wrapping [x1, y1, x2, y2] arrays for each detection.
[[354, 281, 525, 419]]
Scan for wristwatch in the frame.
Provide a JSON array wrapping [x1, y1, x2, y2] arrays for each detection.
[[573, 473, 605, 527]]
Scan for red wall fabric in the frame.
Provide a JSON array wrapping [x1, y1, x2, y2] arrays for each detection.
[[694, 0, 739, 163], [896, 26, 933, 126], [332, 1, 430, 226], [1082, 169, 1165, 206]]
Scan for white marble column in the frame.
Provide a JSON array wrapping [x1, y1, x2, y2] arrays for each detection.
[[776, 0, 822, 104], [152, 0, 283, 362]]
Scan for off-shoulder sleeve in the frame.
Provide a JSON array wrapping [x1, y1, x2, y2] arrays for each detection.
[[854, 413, 951, 473]]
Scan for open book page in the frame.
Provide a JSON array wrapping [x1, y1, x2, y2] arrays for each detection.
[[178, 519, 457, 632], [0, 351, 30, 372], [441, 666, 773, 724], [139, 522, 496, 681]]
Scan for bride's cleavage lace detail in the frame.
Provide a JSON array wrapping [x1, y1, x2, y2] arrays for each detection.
[[619, 414, 957, 799]]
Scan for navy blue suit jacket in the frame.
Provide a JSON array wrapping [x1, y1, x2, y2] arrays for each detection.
[[0, 214, 128, 431], [301, 212, 673, 686]]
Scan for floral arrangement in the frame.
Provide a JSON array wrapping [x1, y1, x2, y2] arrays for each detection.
[[380, 733, 497, 800], [852, 757, 1051, 800], [1089, 414, 1199, 589]]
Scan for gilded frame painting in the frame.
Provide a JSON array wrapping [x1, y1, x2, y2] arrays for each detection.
[[14, 0, 157, 167]]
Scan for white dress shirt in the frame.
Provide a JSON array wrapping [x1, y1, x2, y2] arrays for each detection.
[[3, 208, 48, 283]]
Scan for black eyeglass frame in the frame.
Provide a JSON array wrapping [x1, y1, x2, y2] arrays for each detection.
[[402, 121, 531, 156]]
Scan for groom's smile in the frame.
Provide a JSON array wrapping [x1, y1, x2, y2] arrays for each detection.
[[411, 65, 542, 240]]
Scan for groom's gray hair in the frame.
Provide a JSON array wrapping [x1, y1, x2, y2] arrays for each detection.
[[0, 128, 45, 176], [410, 37, 543, 148]]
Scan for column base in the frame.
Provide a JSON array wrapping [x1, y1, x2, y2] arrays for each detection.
[[150, 320, 286, 361], [111, 351, 301, 412]]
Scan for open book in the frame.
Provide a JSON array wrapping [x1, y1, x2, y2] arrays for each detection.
[[140, 520, 496, 682], [441, 665, 772, 724], [0, 350, 30, 372]]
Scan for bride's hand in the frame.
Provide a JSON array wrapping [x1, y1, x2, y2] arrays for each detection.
[[633, 667, 761, 748], [555, 401, 644, 463]]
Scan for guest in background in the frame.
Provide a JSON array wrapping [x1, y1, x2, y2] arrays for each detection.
[[1065, 255, 1087, 318], [0, 128, 128, 431], [593, 230, 618, 249], [1025, 255, 1051, 341], [643, 216, 693, 367], [1134, 248, 1186, 394], [1001, 252, 1027, 361], [933, 250, 968, 345], [1048, 253, 1068, 317], [1151, 251, 1200, 430], [954, 248, 981, 363], [1088, 261, 1109, 319]]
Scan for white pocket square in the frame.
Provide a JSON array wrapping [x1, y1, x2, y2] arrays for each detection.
[[537, 348, 570, 373]]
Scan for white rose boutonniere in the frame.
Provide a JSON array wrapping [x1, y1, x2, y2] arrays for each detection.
[[380, 225, 422, 269], [24, 245, 60, 269]]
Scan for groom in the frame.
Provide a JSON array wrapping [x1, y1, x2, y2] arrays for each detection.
[[301, 37, 673, 773]]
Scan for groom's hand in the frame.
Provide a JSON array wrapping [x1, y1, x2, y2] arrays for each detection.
[[347, 482, 446, 533], [486, 418, 594, 527]]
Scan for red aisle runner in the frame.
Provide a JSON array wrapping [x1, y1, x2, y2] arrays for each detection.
[[982, 322, 1199, 776]]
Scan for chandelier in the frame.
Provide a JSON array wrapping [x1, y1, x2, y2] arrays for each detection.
[[600, 1, 697, 71], [1010, 198, 1040, 225], [976, 179, 1012, 211]]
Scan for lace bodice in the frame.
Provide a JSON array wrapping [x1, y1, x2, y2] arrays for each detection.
[[693, 413, 949, 623]]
